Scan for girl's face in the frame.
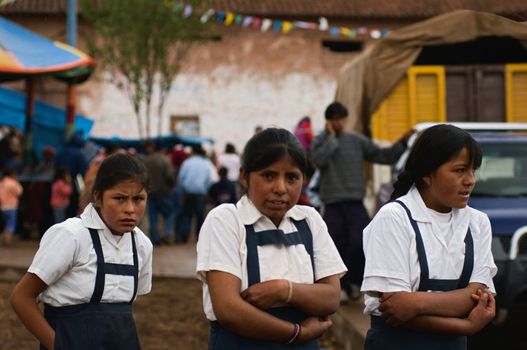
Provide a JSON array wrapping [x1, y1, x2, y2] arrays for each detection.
[[94, 180, 147, 235], [241, 155, 303, 227], [420, 147, 476, 213]]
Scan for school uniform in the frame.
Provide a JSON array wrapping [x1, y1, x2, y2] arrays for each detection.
[[28, 203, 153, 350], [197, 195, 347, 349], [361, 186, 497, 350]]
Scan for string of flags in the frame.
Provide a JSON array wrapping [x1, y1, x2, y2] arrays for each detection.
[[171, 1, 391, 39], [0, 0, 390, 39], [0, 0, 16, 7]]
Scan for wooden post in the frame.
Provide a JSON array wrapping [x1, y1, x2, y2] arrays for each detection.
[[65, 84, 76, 141], [23, 78, 35, 167]]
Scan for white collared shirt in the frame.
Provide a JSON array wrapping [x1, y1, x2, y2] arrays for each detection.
[[28, 203, 153, 307], [196, 195, 347, 321], [361, 186, 497, 315]]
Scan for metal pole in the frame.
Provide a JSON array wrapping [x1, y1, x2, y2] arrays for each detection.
[[66, 0, 77, 46], [65, 0, 78, 141]]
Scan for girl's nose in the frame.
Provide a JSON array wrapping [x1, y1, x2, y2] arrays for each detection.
[[273, 178, 287, 194], [465, 170, 476, 185], [124, 200, 135, 213]]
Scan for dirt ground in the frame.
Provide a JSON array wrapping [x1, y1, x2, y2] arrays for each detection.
[[0, 276, 343, 350]]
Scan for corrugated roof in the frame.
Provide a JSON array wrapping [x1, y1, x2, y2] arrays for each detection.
[[1, 0, 526, 19]]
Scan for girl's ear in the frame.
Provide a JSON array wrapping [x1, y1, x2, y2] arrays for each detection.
[[93, 191, 102, 208], [422, 175, 431, 187], [239, 167, 248, 189]]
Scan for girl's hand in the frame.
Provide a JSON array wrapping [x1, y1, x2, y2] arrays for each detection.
[[465, 290, 495, 335], [297, 316, 333, 343], [470, 288, 487, 302], [379, 292, 419, 326], [241, 279, 288, 310]]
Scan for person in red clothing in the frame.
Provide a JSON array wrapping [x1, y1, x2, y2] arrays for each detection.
[[0, 167, 23, 246], [51, 167, 73, 224]]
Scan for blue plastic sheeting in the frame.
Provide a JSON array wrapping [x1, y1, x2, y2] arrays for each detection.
[[0, 86, 93, 158], [90, 134, 214, 152]]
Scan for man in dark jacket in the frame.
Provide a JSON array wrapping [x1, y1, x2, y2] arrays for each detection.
[[311, 101, 413, 301]]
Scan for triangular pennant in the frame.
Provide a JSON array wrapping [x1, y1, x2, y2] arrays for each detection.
[[282, 21, 293, 33], [261, 19, 272, 32]]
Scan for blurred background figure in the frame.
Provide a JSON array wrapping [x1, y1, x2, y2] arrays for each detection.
[[216, 142, 240, 198], [176, 144, 212, 243], [143, 140, 175, 245], [294, 116, 314, 152], [0, 166, 23, 246], [55, 131, 89, 218], [34, 146, 56, 178], [50, 166, 73, 224], [208, 166, 237, 207]]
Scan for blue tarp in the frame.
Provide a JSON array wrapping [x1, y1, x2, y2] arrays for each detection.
[[0, 86, 94, 158], [90, 134, 214, 152]]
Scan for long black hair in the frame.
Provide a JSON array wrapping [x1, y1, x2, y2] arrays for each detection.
[[390, 124, 482, 200]]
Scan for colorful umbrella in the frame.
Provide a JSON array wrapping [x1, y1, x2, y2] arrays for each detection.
[[0, 16, 95, 166], [0, 16, 94, 81]]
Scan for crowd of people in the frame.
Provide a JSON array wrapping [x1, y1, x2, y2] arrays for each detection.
[[0, 127, 241, 248], [4, 101, 497, 349]]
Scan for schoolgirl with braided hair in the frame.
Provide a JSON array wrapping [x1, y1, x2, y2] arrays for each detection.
[[361, 124, 497, 350]]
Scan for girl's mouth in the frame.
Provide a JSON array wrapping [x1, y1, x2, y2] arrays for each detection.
[[267, 200, 287, 208]]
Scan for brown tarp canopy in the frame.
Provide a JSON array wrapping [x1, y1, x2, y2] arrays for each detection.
[[335, 9, 527, 134]]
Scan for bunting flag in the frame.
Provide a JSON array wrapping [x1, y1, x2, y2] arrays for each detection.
[[1, 1, 389, 38], [165, 1, 390, 39], [0, 0, 16, 7]]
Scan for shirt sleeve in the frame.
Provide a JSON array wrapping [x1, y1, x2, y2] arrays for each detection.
[[28, 225, 79, 286], [137, 235, 153, 295], [360, 133, 406, 165], [196, 205, 244, 282], [306, 207, 347, 281], [470, 211, 497, 293], [361, 204, 413, 293]]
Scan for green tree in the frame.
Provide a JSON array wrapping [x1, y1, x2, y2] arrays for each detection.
[[81, 0, 213, 138]]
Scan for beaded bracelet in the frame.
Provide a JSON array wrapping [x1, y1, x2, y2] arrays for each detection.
[[286, 323, 301, 344]]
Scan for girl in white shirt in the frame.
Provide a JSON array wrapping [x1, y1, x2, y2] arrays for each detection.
[[361, 124, 497, 350], [10, 153, 153, 350], [197, 128, 347, 349]]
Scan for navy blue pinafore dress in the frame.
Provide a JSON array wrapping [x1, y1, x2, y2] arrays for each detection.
[[364, 200, 474, 350], [208, 219, 319, 349], [41, 228, 141, 350]]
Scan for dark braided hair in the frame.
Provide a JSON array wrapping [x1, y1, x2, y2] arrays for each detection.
[[241, 127, 307, 175], [390, 124, 482, 200]]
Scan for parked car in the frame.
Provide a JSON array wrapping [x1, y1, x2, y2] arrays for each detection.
[[375, 122, 527, 326]]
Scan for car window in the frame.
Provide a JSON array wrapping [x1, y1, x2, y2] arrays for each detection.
[[473, 142, 527, 197]]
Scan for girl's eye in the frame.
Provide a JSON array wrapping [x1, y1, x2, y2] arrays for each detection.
[[113, 196, 125, 201], [287, 174, 300, 182], [133, 196, 146, 202], [261, 172, 274, 180]]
